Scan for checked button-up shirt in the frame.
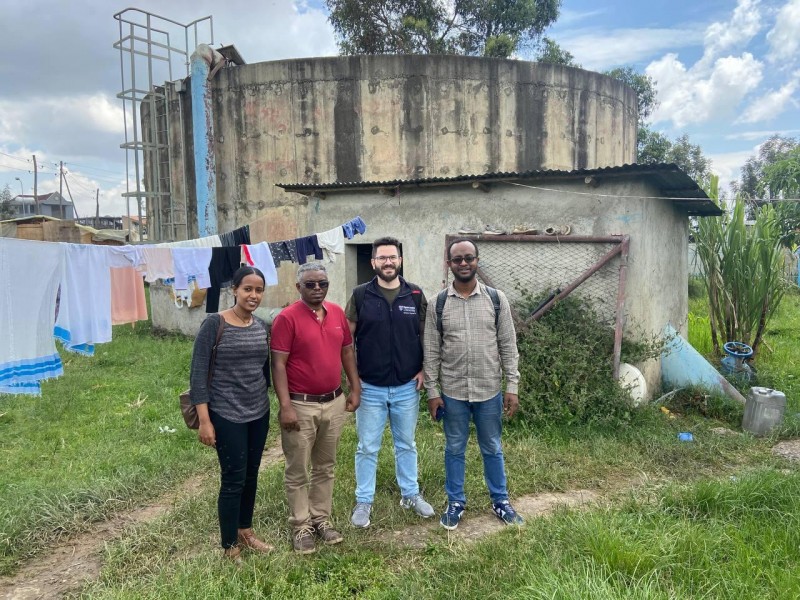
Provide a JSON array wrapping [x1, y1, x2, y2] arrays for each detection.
[[423, 282, 519, 402]]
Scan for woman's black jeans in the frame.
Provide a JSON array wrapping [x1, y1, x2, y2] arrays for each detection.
[[209, 409, 269, 548]]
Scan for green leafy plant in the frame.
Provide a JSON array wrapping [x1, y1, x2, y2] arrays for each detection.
[[695, 176, 787, 356], [512, 295, 657, 429]]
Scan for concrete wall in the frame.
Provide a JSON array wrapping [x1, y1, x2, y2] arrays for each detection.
[[157, 55, 637, 241], [302, 177, 689, 394]]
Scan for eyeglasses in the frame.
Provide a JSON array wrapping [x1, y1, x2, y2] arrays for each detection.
[[302, 280, 330, 289], [374, 255, 400, 263], [449, 255, 477, 265]]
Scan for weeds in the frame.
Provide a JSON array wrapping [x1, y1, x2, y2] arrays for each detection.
[[512, 295, 660, 430]]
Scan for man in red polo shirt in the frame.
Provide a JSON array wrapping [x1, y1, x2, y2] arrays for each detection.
[[271, 262, 361, 554]]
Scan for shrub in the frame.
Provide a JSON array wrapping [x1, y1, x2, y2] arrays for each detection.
[[512, 295, 651, 429]]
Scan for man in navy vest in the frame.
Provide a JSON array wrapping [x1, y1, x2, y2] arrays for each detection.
[[345, 236, 435, 528]]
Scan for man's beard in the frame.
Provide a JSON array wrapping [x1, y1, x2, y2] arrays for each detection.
[[451, 269, 476, 283], [376, 266, 399, 283]]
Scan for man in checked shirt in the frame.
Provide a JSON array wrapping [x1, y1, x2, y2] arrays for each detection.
[[423, 238, 524, 530]]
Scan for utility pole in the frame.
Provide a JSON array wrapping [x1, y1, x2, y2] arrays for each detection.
[[95, 189, 100, 228], [62, 172, 80, 220], [32, 155, 38, 215], [59, 161, 65, 219]]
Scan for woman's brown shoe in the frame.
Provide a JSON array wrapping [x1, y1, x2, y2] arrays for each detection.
[[223, 545, 242, 565], [238, 528, 274, 553]]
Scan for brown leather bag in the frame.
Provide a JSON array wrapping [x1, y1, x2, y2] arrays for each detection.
[[180, 316, 226, 429]]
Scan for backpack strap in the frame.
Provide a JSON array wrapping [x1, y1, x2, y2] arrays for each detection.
[[485, 286, 501, 330], [352, 282, 369, 320], [435, 289, 448, 337], [208, 314, 226, 386], [436, 285, 500, 336]]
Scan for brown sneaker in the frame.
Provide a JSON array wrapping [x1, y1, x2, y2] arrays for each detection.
[[293, 524, 316, 554], [238, 528, 274, 554], [223, 545, 242, 565], [313, 520, 344, 545]]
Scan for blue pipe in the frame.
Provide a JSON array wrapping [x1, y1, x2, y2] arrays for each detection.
[[190, 44, 219, 237], [661, 324, 746, 404]]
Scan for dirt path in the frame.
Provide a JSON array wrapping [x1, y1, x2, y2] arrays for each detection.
[[382, 488, 604, 550], [0, 444, 285, 600]]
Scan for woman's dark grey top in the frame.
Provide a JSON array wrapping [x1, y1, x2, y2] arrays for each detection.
[[190, 313, 270, 423]]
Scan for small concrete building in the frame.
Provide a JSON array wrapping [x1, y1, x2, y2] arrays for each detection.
[[278, 163, 721, 394]]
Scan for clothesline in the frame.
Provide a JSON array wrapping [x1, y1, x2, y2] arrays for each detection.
[[0, 216, 368, 397]]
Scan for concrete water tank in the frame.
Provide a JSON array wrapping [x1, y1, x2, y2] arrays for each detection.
[[161, 55, 639, 235]]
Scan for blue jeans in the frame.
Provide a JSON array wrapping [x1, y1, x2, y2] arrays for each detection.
[[443, 392, 508, 504], [355, 380, 421, 503]]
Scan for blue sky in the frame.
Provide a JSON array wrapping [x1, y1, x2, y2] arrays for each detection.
[[1, 0, 798, 216]]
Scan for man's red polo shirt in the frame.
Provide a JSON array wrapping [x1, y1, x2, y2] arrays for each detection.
[[270, 300, 352, 395]]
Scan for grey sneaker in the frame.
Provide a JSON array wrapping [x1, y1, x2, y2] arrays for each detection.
[[350, 502, 372, 528], [400, 494, 435, 518]]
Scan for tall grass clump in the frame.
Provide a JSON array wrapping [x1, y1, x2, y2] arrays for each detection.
[[695, 175, 787, 356], [513, 295, 658, 430]]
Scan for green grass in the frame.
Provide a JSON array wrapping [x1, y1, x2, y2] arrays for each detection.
[[0, 319, 217, 575], [1, 286, 798, 597]]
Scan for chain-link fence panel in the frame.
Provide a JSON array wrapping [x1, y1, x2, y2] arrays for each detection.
[[443, 236, 624, 325]]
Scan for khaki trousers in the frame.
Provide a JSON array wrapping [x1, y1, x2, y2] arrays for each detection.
[[281, 394, 347, 531]]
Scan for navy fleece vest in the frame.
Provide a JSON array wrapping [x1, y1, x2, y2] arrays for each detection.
[[354, 278, 423, 387]]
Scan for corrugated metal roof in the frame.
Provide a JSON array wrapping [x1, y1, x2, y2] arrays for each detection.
[[277, 163, 722, 216]]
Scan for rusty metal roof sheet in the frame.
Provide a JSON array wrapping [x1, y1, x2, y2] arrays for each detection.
[[277, 163, 721, 216]]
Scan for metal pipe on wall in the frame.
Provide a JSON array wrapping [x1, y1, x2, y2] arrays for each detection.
[[190, 44, 223, 237]]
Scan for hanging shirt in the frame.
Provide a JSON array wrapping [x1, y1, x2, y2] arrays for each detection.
[[0, 238, 64, 395], [342, 216, 367, 239], [55, 243, 113, 355], [205, 247, 243, 313], [268, 240, 298, 268], [139, 247, 174, 282], [316, 226, 345, 262], [171, 247, 212, 290], [242, 243, 279, 286], [111, 267, 149, 325], [220, 225, 251, 247], [294, 235, 323, 265], [106, 245, 144, 269]]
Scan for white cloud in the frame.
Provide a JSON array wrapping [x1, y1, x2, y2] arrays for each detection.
[[736, 75, 800, 123], [725, 128, 800, 140], [703, 0, 763, 59], [556, 8, 608, 27], [767, 0, 800, 63], [707, 148, 756, 192], [556, 26, 705, 71], [648, 52, 763, 127]]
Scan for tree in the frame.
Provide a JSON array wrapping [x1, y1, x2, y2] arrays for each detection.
[[735, 134, 798, 200], [325, 0, 561, 58], [604, 66, 658, 125], [0, 185, 14, 221], [534, 37, 580, 67]]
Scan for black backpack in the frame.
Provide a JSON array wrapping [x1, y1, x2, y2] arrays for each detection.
[[435, 286, 500, 337]]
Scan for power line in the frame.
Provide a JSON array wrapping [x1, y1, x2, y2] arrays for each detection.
[[64, 161, 125, 176], [0, 151, 32, 165]]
